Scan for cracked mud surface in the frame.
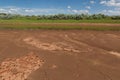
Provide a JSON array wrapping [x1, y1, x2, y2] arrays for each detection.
[[0, 53, 44, 80], [0, 30, 120, 80]]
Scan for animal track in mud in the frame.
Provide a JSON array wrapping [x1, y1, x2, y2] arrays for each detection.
[[23, 37, 80, 53], [0, 52, 44, 80]]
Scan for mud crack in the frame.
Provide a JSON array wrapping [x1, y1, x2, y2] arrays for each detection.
[[0, 52, 44, 80]]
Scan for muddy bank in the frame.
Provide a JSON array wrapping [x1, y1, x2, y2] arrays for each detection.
[[0, 30, 120, 80]]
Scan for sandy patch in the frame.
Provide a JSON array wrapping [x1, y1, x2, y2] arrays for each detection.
[[23, 37, 80, 53], [109, 51, 120, 57], [0, 52, 44, 80]]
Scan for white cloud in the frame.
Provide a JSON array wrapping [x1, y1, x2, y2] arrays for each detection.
[[72, 10, 78, 13], [100, 0, 120, 15], [100, 1, 106, 4], [100, 0, 120, 7], [90, 1, 95, 4], [25, 9, 34, 13], [71, 9, 89, 14], [0, 7, 22, 14], [10, 8, 18, 12], [115, 7, 120, 10], [0, 6, 90, 15], [86, 6, 91, 9], [0, 7, 67, 15], [67, 6, 89, 14], [101, 9, 120, 15], [0, 8, 5, 12], [67, 6, 71, 9]]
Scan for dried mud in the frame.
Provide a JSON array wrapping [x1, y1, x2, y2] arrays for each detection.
[[0, 30, 120, 80]]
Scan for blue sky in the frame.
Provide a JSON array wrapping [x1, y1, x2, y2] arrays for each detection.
[[0, 0, 120, 15]]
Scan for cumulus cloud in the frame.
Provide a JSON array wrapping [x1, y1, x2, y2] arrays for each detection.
[[86, 6, 91, 9], [24, 9, 34, 13], [101, 9, 120, 15], [100, 0, 120, 15], [115, 7, 120, 10], [0, 7, 66, 15], [71, 9, 89, 14], [100, 0, 120, 7], [0, 6, 90, 15], [90, 1, 95, 4], [67, 6, 71, 9]]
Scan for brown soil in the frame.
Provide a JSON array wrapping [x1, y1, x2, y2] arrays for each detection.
[[0, 30, 120, 80]]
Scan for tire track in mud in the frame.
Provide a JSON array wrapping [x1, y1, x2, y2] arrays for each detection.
[[63, 34, 93, 52], [20, 33, 120, 58], [64, 34, 120, 80], [64, 34, 120, 58]]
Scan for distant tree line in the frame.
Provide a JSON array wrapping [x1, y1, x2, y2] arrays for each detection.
[[0, 13, 120, 20]]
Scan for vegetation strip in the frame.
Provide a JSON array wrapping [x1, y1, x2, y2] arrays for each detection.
[[0, 19, 120, 23], [0, 25, 120, 31], [0, 13, 120, 30], [0, 13, 120, 23]]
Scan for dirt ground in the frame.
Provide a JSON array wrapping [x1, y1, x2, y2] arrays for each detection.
[[0, 30, 120, 80]]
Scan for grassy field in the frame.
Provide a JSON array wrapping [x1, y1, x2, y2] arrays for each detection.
[[0, 19, 120, 23], [0, 19, 120, 30], [0, 24, 120, 31], [1, 26, 120, 31]]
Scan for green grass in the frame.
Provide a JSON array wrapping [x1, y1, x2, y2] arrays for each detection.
[[0, 25, 120, 31], [0, 19, 120, 23], [0, 19, 120, 31]]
